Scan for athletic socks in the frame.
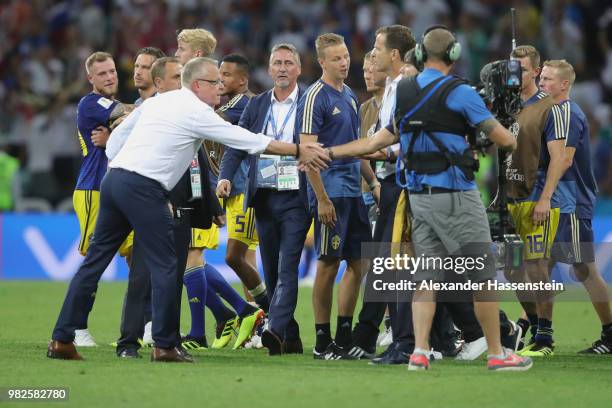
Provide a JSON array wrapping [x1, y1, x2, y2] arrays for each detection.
[[248, 283, 269, 312], [602, 323, 612, 342], [183, 266, 208, 338], [527, 313, 538, 339], [315, 323, 332, 352], [535, 318, 554, 346], [335, 316, 353, 348], [203, 263, 254, 317], [205, 285, 236, 323], [517, 318, 530, 337]]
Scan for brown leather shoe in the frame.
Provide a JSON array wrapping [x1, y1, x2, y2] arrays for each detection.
[[47, 340, 84, 360], [151, 347, 194, 363], [283, 338, 304, 354]]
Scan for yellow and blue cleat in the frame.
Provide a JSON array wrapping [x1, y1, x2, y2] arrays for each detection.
[[519, 343, 554, 357], [211, 315, 239, 349], [181, 335, 208, 351], [233, 309, 265, 349]]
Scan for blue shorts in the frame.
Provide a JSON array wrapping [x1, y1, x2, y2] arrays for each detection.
[[314, 197, 371, 260], [551, 213, 595, 264]]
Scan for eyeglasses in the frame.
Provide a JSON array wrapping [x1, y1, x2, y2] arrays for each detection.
[[195, 78, 222, 86]]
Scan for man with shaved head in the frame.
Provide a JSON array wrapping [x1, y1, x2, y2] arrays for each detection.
[[327, 26, 531, 372]]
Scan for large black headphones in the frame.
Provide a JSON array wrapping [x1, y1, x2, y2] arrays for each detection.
[[414, 24, 462, 65]]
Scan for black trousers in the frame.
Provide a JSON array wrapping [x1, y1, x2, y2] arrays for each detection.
[[353, 176, 415, 351], [116, 213, 191, 351], [52, 169, 179, 349]]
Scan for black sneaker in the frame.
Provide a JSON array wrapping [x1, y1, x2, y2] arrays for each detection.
[[323, 342, 358, 360], [501, 320, 523, 351], [371, 342, 396, 361], [578, 339, 612, 355], [313, 347, 328, 360], [437, 331, 463, 358], [176, 345, 195, 362], [117, 348, 141, 358], [369, 348, 410, 365], [346, 344, 375, 360]]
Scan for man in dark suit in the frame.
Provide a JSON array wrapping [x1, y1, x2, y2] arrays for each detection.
[[218, 43, 310, 355]]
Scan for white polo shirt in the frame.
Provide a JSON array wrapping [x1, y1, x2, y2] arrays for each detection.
[[109, 87, 272, 191]]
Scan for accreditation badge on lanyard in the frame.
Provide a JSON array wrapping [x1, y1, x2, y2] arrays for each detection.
[[189, 154, 202, 199], [257, 101, 299, 190]]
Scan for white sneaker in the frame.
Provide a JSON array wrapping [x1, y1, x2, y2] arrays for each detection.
[[142, 321, 153, 346], [455, 336, 487, 360], [429, 350, 443, 361], [377, 327, 393, 347], [244, 334, 263, 349], [74, 329, 97, 347], [245, 317, 266, 349]]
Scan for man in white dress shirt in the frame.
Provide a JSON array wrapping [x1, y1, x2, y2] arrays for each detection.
[[47, 57, 330, 363]]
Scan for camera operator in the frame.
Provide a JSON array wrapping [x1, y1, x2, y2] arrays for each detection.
[[328, 26, 532, 372], [505, 46, 569, 357]]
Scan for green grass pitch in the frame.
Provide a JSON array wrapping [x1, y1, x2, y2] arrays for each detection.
[[1, 281, 611, 408]]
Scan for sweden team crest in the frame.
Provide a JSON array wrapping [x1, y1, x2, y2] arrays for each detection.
[[331, 234, 341, 250]]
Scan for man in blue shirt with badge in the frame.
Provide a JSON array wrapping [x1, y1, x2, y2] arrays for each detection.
[[219, 43, 309, 355], [298, 33, 372, 359], [328, 27, 533, 372]]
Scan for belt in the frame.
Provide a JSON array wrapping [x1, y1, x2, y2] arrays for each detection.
[[411, 186, 461, 195], [172, 205, 194, 219]]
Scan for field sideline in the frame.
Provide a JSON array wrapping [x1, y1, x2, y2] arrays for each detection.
[[0, 281, 611, 408]]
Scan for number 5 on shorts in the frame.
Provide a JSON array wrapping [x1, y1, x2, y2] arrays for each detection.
[[235, 215, 245, 233]]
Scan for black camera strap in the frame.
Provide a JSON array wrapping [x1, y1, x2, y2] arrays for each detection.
[[395, 75, 479, 181]]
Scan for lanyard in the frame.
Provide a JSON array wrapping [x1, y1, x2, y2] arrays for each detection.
[[264, 100, 297, 140], [379, 84, 396, 130]]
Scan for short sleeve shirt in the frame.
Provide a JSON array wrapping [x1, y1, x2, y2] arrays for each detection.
[[75, 93, 118, 190], [297, 79, 361, 200]]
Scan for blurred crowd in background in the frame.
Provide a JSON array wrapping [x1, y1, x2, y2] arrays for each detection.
[[1, 0, 612, 212]]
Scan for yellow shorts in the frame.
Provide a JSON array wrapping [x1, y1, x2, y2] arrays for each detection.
[[226, 194, 258, 250], [308, 220, 314, 238], [190, 224, 219, 250], [508, 201, 560, 260], [73, 190, 133, 257]]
